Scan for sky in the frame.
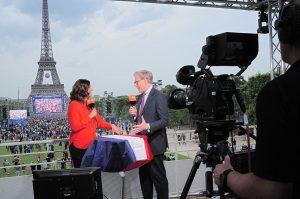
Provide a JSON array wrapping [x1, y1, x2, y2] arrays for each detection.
[[0, 0, 271, 99]]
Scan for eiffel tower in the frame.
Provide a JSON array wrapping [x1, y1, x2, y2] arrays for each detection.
[[27, 0, 69, 118]]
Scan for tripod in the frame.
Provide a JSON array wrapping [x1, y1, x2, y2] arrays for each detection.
[[180, 145, 228, 199], [180, 120, 236, 199]]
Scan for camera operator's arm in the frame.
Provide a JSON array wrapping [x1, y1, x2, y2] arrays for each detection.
[[213, 155, 292, 199]]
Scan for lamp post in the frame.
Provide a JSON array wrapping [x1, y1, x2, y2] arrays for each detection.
[[4, 98, 9, 127], [103, 91, 113, 117], [152, 79, 163, 90]]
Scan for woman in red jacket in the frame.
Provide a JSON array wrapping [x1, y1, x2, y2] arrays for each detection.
[[68, 79, 122, 168]]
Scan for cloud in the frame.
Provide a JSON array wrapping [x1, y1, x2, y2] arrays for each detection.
[[0, 0, 271, 99], [0, 2, 39, 40]]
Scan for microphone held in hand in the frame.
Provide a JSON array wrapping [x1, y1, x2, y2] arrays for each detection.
[[129, 95, 137, 106], [129, 95, 137, 125], [87, 98, 95, 109]]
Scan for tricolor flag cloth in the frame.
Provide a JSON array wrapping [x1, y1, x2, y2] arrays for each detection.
[[80, 135, 153, 172]]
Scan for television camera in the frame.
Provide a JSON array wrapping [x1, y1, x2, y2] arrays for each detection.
[[168, 32, 258, 198]]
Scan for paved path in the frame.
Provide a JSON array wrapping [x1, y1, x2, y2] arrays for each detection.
[[166, 128, 256, 159]]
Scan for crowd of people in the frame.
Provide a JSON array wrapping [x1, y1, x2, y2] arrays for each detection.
[[0, 118, 71, 176], [0, 118, 70, 143]]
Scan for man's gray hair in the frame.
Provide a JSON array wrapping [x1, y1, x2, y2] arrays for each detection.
[[134, 70, 153, 83]]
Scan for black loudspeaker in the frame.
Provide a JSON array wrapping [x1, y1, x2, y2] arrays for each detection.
[[275, 1, 300, 44], [32, 167, 103, 199]]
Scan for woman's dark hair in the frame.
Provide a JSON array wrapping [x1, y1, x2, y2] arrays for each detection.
[[70, 79, 90, 103]]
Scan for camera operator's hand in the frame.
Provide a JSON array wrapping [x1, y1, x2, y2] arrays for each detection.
[[213, 155, 234, 186], [129, 106, 137, 117]]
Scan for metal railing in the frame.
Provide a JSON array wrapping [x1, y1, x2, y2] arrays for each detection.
[[0, 138, 71, 177], [0, 126, 257, 177]]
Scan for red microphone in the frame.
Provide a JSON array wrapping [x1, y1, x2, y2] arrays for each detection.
[[87, 98, 98, 123], [129, 95, 137, 106], [129, 95, 137, 124], [87, 98, 95, 109]]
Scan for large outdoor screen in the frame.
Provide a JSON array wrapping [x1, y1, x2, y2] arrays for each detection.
[[32, 96, 66, 114], [9, 110, 27, 120], [9, 110, 28, 125]]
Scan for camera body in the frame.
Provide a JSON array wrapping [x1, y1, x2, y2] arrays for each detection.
[[168, 32, 258, 156], [168, 68, 243, 121], [168, 32, 258, 124]]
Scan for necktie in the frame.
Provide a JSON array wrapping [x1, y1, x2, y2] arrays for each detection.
[[138, 93, 145, 124]]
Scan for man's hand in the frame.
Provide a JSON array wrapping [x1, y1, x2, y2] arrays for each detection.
[[213, 155, 234, 186], [132, 116, 149, 134], [129, 106, 137, 117]]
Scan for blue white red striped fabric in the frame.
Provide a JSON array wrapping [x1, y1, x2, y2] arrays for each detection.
[[80, 135, 153, 172]]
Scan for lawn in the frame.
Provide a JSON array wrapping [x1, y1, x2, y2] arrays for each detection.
[[0, 142, 71, 178], [1, 142, 189, 178]]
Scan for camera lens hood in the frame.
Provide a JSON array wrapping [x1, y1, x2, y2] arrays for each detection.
[[176, 65, 196, 85]]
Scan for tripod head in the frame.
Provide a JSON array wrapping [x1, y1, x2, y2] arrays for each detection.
[[195, 119, 236, 153]]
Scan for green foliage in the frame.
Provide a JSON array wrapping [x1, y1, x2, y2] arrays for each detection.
[[168, 109, 190, 128], [95, 98, 105, 116], [112, 96, 132, 121], [242, 73, 270, 124], [161, 84, 178, 96]]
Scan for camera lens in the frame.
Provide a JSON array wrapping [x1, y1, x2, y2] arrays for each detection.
[[167, 88, 187, 109]]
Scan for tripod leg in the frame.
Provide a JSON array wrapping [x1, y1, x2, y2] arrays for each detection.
[[180, 156, 202, 199], [205, 166, 213, 197], [218, 186, 226, 199]]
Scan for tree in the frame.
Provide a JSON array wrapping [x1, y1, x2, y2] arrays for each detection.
[[161, 84, 178, 96], [106, 101, 112, 114], [242, 73, 270, 124], [2, 107, 7, 119], [112, 96, 132, 121], [95, 98, 105, 116]]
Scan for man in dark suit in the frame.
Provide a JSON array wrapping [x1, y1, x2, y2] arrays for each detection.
[[129, 70, 169, 199]]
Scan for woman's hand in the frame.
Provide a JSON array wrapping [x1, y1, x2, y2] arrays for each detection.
[[89, 108, 97, 119], [111, 124, 123, 135]]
